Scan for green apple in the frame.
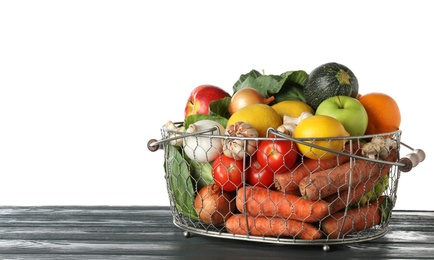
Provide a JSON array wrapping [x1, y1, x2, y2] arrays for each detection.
[[315, 96, 368, 136]]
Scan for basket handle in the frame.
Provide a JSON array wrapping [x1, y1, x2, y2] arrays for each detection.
[[269, 128, 426, 173], [148, 139, 162, 152], [148, 126, 426, 172], [397, 146, 425, 172]]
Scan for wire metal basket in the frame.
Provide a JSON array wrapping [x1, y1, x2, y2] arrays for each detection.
[[148, 122, 424, 251]]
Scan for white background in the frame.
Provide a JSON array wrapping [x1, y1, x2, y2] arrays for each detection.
[[1, 1, 432, 210]]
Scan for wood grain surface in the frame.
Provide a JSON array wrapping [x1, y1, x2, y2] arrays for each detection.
[[0, 206, 433, 259]]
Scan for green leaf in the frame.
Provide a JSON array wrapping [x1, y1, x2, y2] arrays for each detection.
[[165, 144, 198, 221], [272, 70, 309, 103], [184, 114, 228, 129], [253, 75, 283, 98], [280, 70, 309, 87], [380, 196, 394, 222], [273, 82, 306, 103], [230, 69, 309, 105], [186, 159, 214, 191], [209, 96, 231, 119], [355, 174, 390, 208], [232, 69, 262, 92]]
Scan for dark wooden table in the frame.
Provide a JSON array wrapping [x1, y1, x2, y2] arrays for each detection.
[[0, 206, 433, 259]]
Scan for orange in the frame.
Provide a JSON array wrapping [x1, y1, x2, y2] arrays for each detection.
[[357, 92, 401, 135]]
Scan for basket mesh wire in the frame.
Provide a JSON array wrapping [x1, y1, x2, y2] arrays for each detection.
[[160, 126, 402, 245]]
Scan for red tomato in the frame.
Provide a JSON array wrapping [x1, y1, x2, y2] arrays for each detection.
[[212, 154, 243, 192], [256, 139, 298, 174], [246, 156, 274, 188]]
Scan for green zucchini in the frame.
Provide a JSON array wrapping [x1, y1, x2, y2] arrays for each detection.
[[304, 62, 359, 110]]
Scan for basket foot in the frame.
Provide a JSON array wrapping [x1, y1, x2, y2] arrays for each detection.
[[183, 231, 191, 238], [323, 245, 331, 252]]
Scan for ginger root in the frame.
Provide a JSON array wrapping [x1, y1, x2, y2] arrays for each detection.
[[362, 136, 397, 159], [277, 111, 313, 136], [164, 121, 185, 146]]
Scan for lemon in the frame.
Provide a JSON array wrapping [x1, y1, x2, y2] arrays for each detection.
[[227, 104, 282, 137], [271, 100, 315, 119], [293, 115, 350, 159]]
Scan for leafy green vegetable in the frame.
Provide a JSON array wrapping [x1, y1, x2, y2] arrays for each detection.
[[232, 69, 262, 89], [209, 96, 231, 119], [232, 69, 309, 104], [207, 69, 309, 119], [184, 114, 228, 129], [380, 196, 394, 222], [281, 70, 309, 87], [349, 174, 390, 209], [184, 158, 214, 191], [274, 71, 308, 102], [358, 174, 389, 207], [165, 144, 198, 221]]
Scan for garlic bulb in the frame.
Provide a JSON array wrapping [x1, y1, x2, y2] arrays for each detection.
[[222, 121, 259, 160]]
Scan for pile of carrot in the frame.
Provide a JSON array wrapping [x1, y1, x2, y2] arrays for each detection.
[[236, 186, 330, 223], [274, 142, 361, 193], [299, 148, 397, 201], [223, 144, 398, 240], [225, 214, 322, 240], [321, 196, 389, 239]]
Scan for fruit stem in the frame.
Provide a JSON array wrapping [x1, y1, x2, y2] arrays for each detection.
[[337, 96, 343, 109], [264, 96, 275, 105], [336, 69, 351, 85]]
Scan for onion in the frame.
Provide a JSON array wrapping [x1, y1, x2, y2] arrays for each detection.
[[183, 120, 225, 163], [194, 184, 235, 225], [228, 87, 275, 114]]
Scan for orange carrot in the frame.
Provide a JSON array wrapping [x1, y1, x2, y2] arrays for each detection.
[[321, 196, 389, 239], [325, 158, 392, 214], [275, 142, 361, 192], [225, 214, 322, 240], [236, 186, 330, 223], [299, 149, 397, 201]]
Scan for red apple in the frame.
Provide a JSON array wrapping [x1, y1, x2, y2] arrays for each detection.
[[184, 85, 231, 118]]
